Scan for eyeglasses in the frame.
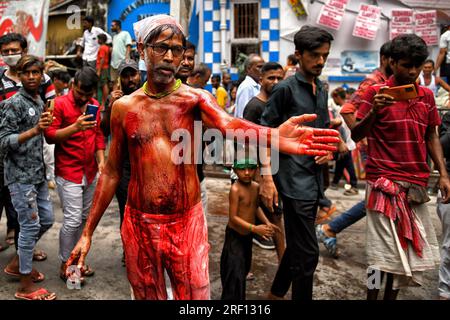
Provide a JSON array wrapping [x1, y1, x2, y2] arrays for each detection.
[[146, 43, 185, 58]]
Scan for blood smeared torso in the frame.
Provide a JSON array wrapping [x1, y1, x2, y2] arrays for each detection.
[[111, 84, 220, 214]]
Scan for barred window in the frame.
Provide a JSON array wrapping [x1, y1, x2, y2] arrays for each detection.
[[234, 2, 259, 39], [231, 1, 260, 66]]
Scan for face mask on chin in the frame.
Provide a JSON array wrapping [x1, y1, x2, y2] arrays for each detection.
[[2, 54, 22, 67]]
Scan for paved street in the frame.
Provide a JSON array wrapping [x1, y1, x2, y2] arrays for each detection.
[[0, 176, 443, 300]]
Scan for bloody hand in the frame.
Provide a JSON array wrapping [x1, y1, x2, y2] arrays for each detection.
[[277, 114, 340, 156], [65, 234, 92, 275]]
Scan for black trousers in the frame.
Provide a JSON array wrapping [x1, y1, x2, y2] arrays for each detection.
[[332, 152, 358, 188], [270, 195, 319, 300], [0, 185, 19, 249], [220, 226, 253, 300]]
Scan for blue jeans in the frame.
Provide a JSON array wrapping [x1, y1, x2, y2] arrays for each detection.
[[9, 182, 54, 274], [332, 152, 358, 188], [328, 200, 366, 234]]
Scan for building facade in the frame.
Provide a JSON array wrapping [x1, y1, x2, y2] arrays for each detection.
[[190, 0, 282, 81], [190, 0, 449, 90]]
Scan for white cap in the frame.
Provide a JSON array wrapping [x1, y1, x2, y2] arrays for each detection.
[[133, 14, 183, 44]]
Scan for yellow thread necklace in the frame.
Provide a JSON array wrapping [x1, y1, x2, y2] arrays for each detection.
[[142, 79, 182, 99]]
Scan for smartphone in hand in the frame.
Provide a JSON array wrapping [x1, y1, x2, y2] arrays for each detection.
[[379, 84, 417, 101], [45, 99, 55, 115], [85, 104, 99, 121]]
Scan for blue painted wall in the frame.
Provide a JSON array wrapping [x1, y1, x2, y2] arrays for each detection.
[[188, 0, 199, 46], [107, 0, 170, 40]]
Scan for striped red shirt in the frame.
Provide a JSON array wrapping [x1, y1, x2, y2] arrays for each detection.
[[356, 76, 441, 186], [341, 68, 388, 115]]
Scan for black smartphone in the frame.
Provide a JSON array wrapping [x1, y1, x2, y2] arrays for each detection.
[[85, 104, 99, 121], [273, 199, 283, 216]]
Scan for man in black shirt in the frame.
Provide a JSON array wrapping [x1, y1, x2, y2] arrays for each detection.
[[260, 26, 336, 300], [243, 62, 285, 261]]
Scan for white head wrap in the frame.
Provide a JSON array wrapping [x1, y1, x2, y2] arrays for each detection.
[[133, 14, 184, 44]]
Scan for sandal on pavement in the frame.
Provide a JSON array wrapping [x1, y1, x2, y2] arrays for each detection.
[[5, 229, 14, 246], [15, 288, 56, 300], [344, 188, 359, 196], [81, 265, 95, 277], [246, 272, 255, 281], [4, 267, 45, 282], [316, 225, 339, 258], [33, 249, 47, 262], [315, 205, 337, 224]]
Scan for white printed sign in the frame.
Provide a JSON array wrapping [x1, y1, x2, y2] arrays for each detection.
[[390, 9, 414, 40], [352, 4, 382, 40], [414, 10, 438, 46], [316, 0, 349, 31]]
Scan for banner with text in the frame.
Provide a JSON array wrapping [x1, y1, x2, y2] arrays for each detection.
[[0, 0, 49, 64]]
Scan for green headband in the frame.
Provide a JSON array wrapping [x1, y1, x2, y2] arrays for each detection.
[[233, 158, 258, 170]]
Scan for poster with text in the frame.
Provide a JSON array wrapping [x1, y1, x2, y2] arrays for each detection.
[[390, 9, 414, 40], [414, 10, 438, 46], [0, 0, 49, 65], [352, 4, 382, 40], [316, 0, 349, 31]]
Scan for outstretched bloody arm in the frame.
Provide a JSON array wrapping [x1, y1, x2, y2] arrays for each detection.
[[198, 90, 339, 156], [65, 99, 126, 270]]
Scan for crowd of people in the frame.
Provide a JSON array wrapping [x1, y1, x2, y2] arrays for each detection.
[[0, 14, 449, 302]]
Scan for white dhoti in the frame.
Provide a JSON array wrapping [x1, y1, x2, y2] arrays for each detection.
[[366, 185, 440, 289]]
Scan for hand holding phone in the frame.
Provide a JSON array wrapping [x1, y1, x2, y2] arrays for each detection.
[[85, 104, 99, 121], [379, 84, 417, 101], [45, 99, 55, 116]]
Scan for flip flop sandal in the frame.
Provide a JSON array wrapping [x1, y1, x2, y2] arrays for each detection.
[[15, 288, 56, 300], [246, 272, 255, 281], [81, 265, 95, 277], [5, 230, 14, 246], [33, 249, 47, 261], [315, 206, 337, 224], [4, 268, 45, 283]]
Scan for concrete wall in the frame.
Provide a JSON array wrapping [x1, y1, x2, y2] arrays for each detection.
[[47, 14, 83, 55]]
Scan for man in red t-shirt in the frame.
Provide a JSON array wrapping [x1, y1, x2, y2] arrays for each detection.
[[96, 33, 110, 108], [353, 34, 450, 300], [44, 67, 105, 283]]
